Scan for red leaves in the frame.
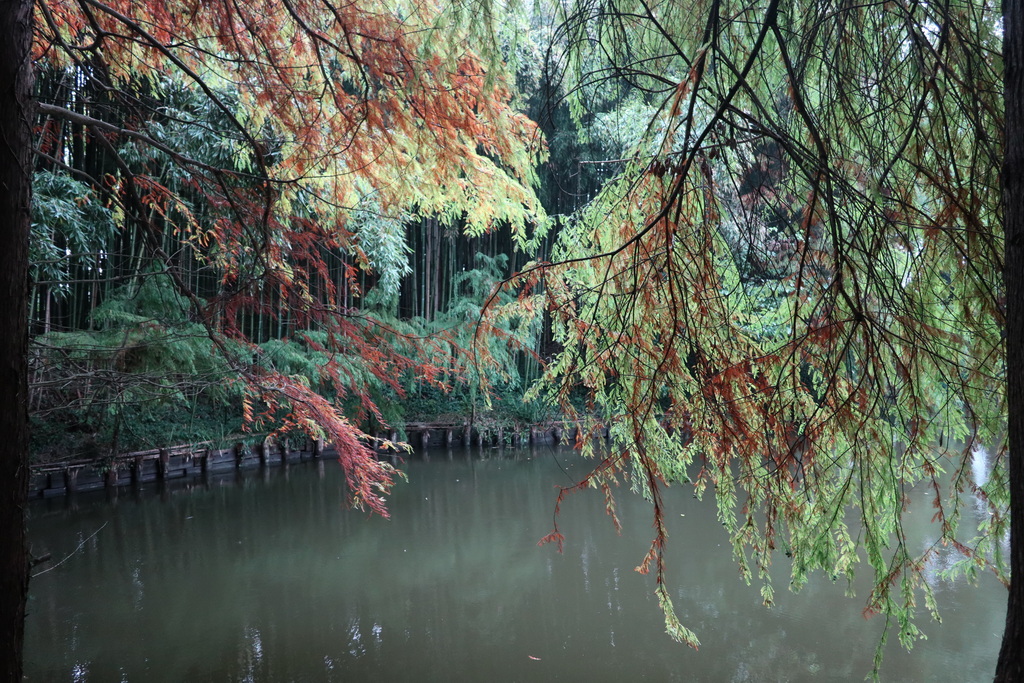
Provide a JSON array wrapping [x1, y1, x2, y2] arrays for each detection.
[[34, 0, 546, 518], [536, 532, 565, 552], [243, 370, 398, 516]]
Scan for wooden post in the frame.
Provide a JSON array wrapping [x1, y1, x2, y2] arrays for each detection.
[[200, 448, 209, 475], [420, 429, 430, 451], [552, 426, 562, 445], [529, 426, 536, 445], [445, 429, 453, 447], [463, 424, 472, 447], [104, 466, 117, 489], [312, 438, 323, 459], [259, 438, 269, 467], [131, 456, 143, 484], [234, 442, 244, 469], [279, 439, 288, 467], [64, 467, 78, 494], [497, 426, 504, 446], [156, 449, 169, 480]]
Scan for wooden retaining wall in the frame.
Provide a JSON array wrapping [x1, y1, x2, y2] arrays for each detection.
[[29, 420, 608, 499], [28, 435, 325, 498], [378, 419, 609, 452]]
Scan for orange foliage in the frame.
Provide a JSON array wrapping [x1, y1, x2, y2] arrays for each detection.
[[34, 0, 545, 513]]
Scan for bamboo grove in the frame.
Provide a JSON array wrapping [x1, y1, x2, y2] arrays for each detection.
[[28, 0, 558, 512]]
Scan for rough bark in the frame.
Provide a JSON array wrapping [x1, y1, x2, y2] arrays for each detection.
[[997, 0, 1024, 680], [0, 0, 33, 679]]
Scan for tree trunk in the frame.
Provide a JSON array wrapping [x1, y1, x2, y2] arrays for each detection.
[[997, 1, 1024, 679], [0, 0, 34, 679]]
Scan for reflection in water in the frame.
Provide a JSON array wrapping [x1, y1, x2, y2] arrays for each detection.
[[25, 447, 1004, 681], [972, 445, 991, 488], [240, 625, 263, 683], [917, 444, 1011, 592]]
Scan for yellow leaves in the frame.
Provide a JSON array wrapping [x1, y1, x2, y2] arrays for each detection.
[[241, 394, 253, 424]]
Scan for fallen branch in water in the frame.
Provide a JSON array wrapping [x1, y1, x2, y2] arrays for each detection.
[[32, 522, 108, 578]]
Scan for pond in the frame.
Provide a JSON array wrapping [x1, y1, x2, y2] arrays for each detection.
[[25, 446, 1005, 681]]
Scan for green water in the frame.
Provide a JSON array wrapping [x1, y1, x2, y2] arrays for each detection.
[[24, 447, 1005, 681]]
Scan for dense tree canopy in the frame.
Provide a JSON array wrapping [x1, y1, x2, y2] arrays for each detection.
[[30, 0, 550, 511]]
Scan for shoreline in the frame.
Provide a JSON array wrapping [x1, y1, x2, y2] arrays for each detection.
[[28, 420, 591, 498]]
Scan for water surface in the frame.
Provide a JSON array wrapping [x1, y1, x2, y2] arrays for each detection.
[[25, 447, 1005, 681]]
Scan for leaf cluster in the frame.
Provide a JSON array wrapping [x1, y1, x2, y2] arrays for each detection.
[[529, 0, 1006, 666]]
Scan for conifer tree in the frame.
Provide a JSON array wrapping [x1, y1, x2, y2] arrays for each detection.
[[527, 0, 1022, 676]]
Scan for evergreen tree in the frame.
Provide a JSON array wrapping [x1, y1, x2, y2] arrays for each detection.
[[527, 0, 1021, 676]]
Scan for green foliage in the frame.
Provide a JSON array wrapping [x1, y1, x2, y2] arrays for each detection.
[[351, 192, 413, 312], [449, 253, 542, 398], [31, 170, 116, 296], [531, 0, 1006, 669], [93, 272, 193, 326], [30, 274, 247, 460], [122, 78, 255, 176], [370, 252, 545, 425]]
